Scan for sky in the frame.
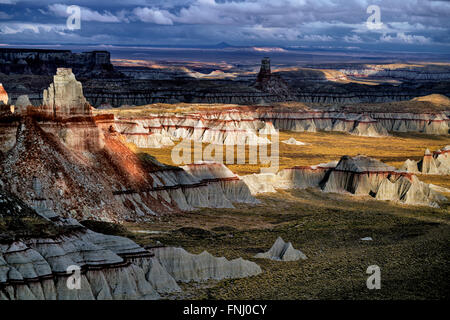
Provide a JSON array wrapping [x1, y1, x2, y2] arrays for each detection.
[[0, 0, 449, 53]]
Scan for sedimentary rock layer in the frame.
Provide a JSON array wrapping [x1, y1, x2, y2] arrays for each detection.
[[0, 72, 258, 221], [151, 246, 262, 282], [243, 155, 446, 207], [105, 106, 448, 148], [0, 115, 257, 221], [43, 68, 90, 117], [0, 189, 260, 300], [400, 145, 450, 175]]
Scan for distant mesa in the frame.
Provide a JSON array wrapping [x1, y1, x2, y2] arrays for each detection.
[[282, 137, 308, 145], [0, 48, 117, 77]]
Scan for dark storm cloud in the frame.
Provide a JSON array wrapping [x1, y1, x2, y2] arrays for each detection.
[[0, 0, 449, 51]]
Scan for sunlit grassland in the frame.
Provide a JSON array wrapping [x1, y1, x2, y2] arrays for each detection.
[[128, 188, 450, 300], [139, 130, 450, 187]]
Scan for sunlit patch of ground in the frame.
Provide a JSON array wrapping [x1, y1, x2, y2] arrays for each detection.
[[128, 188, 450, 299], [140, 130, 450, 188]]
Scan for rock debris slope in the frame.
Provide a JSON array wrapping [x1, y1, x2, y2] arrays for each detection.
[[255, 237, 307, 261]]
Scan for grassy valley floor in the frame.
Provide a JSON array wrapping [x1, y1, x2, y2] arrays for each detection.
[[125, 129, 450, 299], [142, 130, 450, 189], [127, 188, 450, 300]]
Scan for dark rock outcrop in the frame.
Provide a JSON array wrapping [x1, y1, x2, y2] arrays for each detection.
[[0, 48, 117, 78]]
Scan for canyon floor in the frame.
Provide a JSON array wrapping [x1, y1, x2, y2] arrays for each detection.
[[142, 130, 450, 189], [124, 187, 449, 300], [106, 130, 450, 300]]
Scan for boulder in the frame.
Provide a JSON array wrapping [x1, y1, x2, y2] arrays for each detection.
[[255, 237, 307, 261]]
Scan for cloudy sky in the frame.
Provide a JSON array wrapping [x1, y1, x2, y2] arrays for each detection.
[[0, 0, 449, 52]]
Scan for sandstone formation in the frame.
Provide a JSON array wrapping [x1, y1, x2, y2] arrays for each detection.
[[0, 187, 261, 299], [43, 68, 91, 117], [242, 155, 446, 207], [14, 95, 32, 108], [104, 104, 448, 147], [242, 161, 337, 195], [322, 155, 445, 206], [150, 247, 262, 282], [181, 162, 259, 207], [111, 113, 275, 148], [254, 58, 295, 100], [400, 146, 450, 175], [0, 115, 258, 221], [282, 137, 307, 145], [254, 237, 307, 261], [0, 188, 161, 300]]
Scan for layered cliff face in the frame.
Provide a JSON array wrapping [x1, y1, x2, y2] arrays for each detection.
[[400, 145, 450, 175], [242, 161, 337, 194], [182, 162, 259, 207], [321, 155, 445, 207], [242, 155, 446, 207], [0, 84, 8, 105], [0, 188, 261, 300], [0, 115, 257, 221], [0, 49, 116, 78], [0, 188, 160, 300], [2, 53, 450, 107], [103, 103, 448, 148], [111, 112, 275, 148], [80, 77, 450, 107], [0, 70, 257, 222], [254, 237, 307, 262]]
